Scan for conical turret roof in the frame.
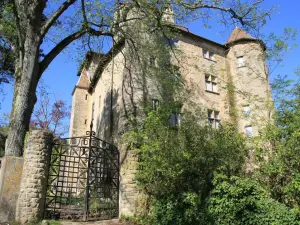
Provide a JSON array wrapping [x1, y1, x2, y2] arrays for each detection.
[[227, 27, 256, 43]]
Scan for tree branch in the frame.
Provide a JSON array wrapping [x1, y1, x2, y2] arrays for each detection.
[[40, 0, 77, 39], [177, 0, 265, 26], [39, 28, 112, 77]]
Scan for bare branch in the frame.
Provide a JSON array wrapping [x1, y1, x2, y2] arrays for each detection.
[[40, 0, 77, 39], [39, 28, 113, 77], [81, 0, 88, 25]]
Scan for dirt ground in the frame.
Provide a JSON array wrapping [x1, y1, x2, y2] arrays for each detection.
[[59, 219, 123, 225]]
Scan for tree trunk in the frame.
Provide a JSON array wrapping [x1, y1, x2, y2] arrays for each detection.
[[4, 0, 46, 156], [5, 29, 41, 156]]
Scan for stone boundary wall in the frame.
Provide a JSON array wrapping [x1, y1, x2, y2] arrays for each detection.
[[16, 130, 53, 224], [0, 156, 24, 223], [119, 149, 139, 216]]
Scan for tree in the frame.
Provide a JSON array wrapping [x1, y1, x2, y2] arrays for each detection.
[[30, 83, 70, 137], [0, 0, 272, 156], [256, 71, 300, 211]]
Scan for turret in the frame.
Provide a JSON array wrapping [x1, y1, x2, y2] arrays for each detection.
[[225, 27, 271, 136]]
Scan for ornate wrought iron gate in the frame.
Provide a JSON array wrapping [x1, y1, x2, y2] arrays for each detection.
[[44, 128, 119, 221]]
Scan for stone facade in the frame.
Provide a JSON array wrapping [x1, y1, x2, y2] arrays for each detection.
[[16, 130, 53, 224], [0, 156, 23, 223], [69, 20, 272, 216]]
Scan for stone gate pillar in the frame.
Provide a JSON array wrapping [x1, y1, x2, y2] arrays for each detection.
[[16, 129, 53, 224]]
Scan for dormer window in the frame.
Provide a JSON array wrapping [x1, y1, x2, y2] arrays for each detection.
[[237, 56, 245, 67], [203, 49, 215, 61]]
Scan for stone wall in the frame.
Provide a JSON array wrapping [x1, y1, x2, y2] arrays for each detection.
[[0, 156, 23, 223], [119, 149, 138, 216], [16, 130, 53, 224]]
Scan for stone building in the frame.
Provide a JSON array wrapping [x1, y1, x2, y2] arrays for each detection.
[[69, 7, 272, 218]]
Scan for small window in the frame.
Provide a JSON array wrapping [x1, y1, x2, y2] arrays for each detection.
[[243, 105, 250, 116], [237, 56, 245, 67], [166, 39, 179, 47], [208, 110, 220, 129], [169, 112, 182, 127], [245, 126, 253, 137], [205, 75, 218, 93], [203, 49, 208, 58], [84, 119, 87, 125], [149, 56, 156, 67], [152, 99, 159, 111], [203, 49, 215, 61], [209, 52, 215, 60], [85, 94, 88, 100]]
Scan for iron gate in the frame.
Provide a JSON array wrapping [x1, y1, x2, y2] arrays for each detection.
[[44, 129, 119, 221]]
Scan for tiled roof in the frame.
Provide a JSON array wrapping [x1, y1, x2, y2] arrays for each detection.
[[227, 27, 256, 43]]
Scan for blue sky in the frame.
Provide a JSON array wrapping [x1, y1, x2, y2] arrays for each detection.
[[0, 0, 299, 127]]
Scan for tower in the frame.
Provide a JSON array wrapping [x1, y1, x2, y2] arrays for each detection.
[[226, 27, 271, 136]]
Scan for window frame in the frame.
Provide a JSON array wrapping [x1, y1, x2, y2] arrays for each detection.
[[203, 49, 216, 61], [208, 109, 220, 129], [152, 99, 159, 111], [237, 56, 245, 68], [205, 74, 218, 94], [242, 104, 251, 117]]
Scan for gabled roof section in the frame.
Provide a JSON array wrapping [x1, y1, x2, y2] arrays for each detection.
[[72, 69, 90, 95], [77, 69, 90, 89], [227, 27, 256, 43]]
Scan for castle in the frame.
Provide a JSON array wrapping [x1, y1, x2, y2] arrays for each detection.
[[69, 6, 272, 217]]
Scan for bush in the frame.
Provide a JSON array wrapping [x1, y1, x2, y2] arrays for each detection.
[[208, 175, 299, 225], [129, 111, 247, 225]]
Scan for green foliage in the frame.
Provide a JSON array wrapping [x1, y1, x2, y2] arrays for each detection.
[[208, 175, 299, 225], [256, 74, 300, 211], [126, 107, 247, 225]]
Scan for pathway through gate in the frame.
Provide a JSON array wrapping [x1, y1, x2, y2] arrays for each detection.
[[44, 127, 119, 221]]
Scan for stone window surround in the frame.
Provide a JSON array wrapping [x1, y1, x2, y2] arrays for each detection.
[[208, 109, 220, 129], [205, 74, 219, 94], [237, 56, 245, 68], [202, 49, 216, 61], [152, 99, 159, 111]]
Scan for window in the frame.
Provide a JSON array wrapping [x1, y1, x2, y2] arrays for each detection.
[[84, 119, 87, 125], [150, 57, 155, 66], [166, 39, 179, 47], [208, 110, 220, 129], [237, 56, 245, 67], [203, 49, 215, 61], [85, 94, 88, 100], [243, 105, 250, 116], [205, 74, 218, 93], [152, 99, 159, 111], [209, 52, 214, 60], [245, 126, 253, 137], [169, 112, 182, 127], [203, 49, 208, 58]]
